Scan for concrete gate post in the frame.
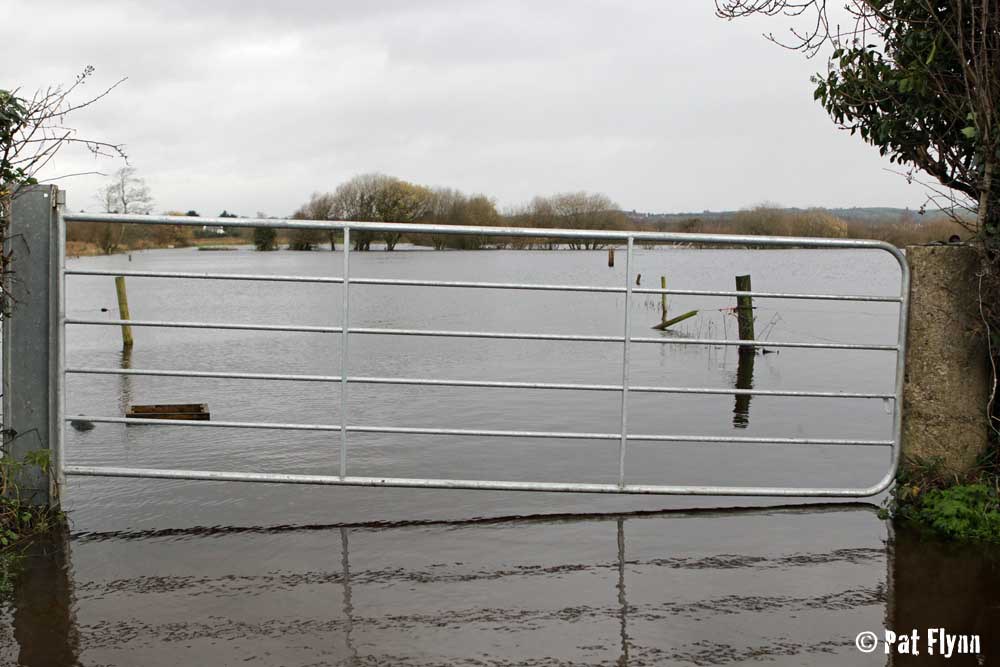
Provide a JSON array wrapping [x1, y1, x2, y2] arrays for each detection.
[[901, 244, 991, 475]]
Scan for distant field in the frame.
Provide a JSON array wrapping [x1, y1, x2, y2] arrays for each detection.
[[66, 235, 249, 257]]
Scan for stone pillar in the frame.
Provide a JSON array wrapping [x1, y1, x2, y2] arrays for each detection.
[[902, 244, 991, 475]]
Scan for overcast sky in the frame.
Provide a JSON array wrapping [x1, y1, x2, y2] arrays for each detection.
[[5, 1, 926, 217]]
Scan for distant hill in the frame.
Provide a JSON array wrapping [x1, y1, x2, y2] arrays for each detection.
[[624, 206, 954, 226], [826, 207, 952, 223]]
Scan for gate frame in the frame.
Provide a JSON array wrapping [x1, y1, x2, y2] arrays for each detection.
[[6, 188, 910, 504]]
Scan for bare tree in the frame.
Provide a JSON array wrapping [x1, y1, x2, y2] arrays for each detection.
[[526, 192, 626, 249], [328, 173, 386, 251], [327, 173, 436, 250], [1, 67, 126, 306], [94, 166, 154, 253], [426, 188, 465, 249], [291, 191, 338, 250], [1, 67, 126, 206], [97, 166, 153, 214], [374, 180, 434, 250], [528, 196, 559, 249], [423, 189, 501, 249], [550, 192, 626, 249]]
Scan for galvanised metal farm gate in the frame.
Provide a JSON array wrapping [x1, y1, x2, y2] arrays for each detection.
[[13, 187, 910, 499]]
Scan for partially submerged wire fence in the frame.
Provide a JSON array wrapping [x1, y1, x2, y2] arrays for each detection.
[[57, 212, 909, 497]]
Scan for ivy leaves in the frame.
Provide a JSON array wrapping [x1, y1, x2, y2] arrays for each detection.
[[0, 90, 40, 191], [809, 0, 987, 197]]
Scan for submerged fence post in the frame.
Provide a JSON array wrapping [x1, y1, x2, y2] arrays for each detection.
[[2, 185, 63, 507], [733, 348, 755, 428], [114, 276, 134, 349], [651, 275, 697, 330], [735, 274, 754, 348], [660, 276, 667, 322]]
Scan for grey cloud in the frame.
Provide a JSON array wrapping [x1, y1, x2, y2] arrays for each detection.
[[3, 0, 921, 217]]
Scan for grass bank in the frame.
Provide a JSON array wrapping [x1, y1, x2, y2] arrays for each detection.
[[0, 510, 65, 602], [0, 498, 59, 550], [0, 456, 65, 596], [883, 446, 1000, 543]]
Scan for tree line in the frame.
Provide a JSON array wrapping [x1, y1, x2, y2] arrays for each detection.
[[66, 167, 967, 255], [273, 173, 963, 252], [274, 173, 631, 252]]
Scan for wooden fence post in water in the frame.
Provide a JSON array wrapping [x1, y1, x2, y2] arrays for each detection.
[[650, 275, 697, 330], [733, 274, 756, 426], [733, 347, 755, 428], [608, 247, 615, 267], [735, 274, 754, 348], [115, 276, 134, 349], [660, 276, 667, 322]]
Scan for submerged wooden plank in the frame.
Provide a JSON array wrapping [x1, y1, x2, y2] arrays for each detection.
[[126, 403, 210, 421], [126, 412, 212, 421], [651, 310, 698, 330]]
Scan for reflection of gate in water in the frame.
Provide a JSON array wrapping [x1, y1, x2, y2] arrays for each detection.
[[12, 507, 1000, 665], [47, 199, 908, 497]]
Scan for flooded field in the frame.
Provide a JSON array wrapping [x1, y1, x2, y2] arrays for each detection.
[[2, 245, 997, 664]]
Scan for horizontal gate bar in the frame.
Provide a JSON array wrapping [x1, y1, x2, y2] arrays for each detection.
[[67, 269, 346, 284], [631, 287, 900, 302], [71, 416, 344, 431], [632, 385, 894, 399], [68, 366, 347, 383], [350, 425, 892, 445], [67, 416, 892, 446], [65, 318, 342, 334], [65, 319, 898, 350], [628, 335, 896, 350], [61, 464, 888, 497], [60, 212, 908, 255], [65, 269, 900, 302], [64, 366, 896, 399], [345, 327, 899, 351]]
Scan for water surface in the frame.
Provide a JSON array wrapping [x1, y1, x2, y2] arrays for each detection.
[[62, 245, 902, 527], [10, 245, 990, 665]]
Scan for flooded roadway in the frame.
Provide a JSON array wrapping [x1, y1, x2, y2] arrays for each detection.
[[4, 507, 999, 665], [2, 245, 997, 664]]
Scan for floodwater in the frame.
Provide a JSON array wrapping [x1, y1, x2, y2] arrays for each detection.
[[2, 244, 997, 665]]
